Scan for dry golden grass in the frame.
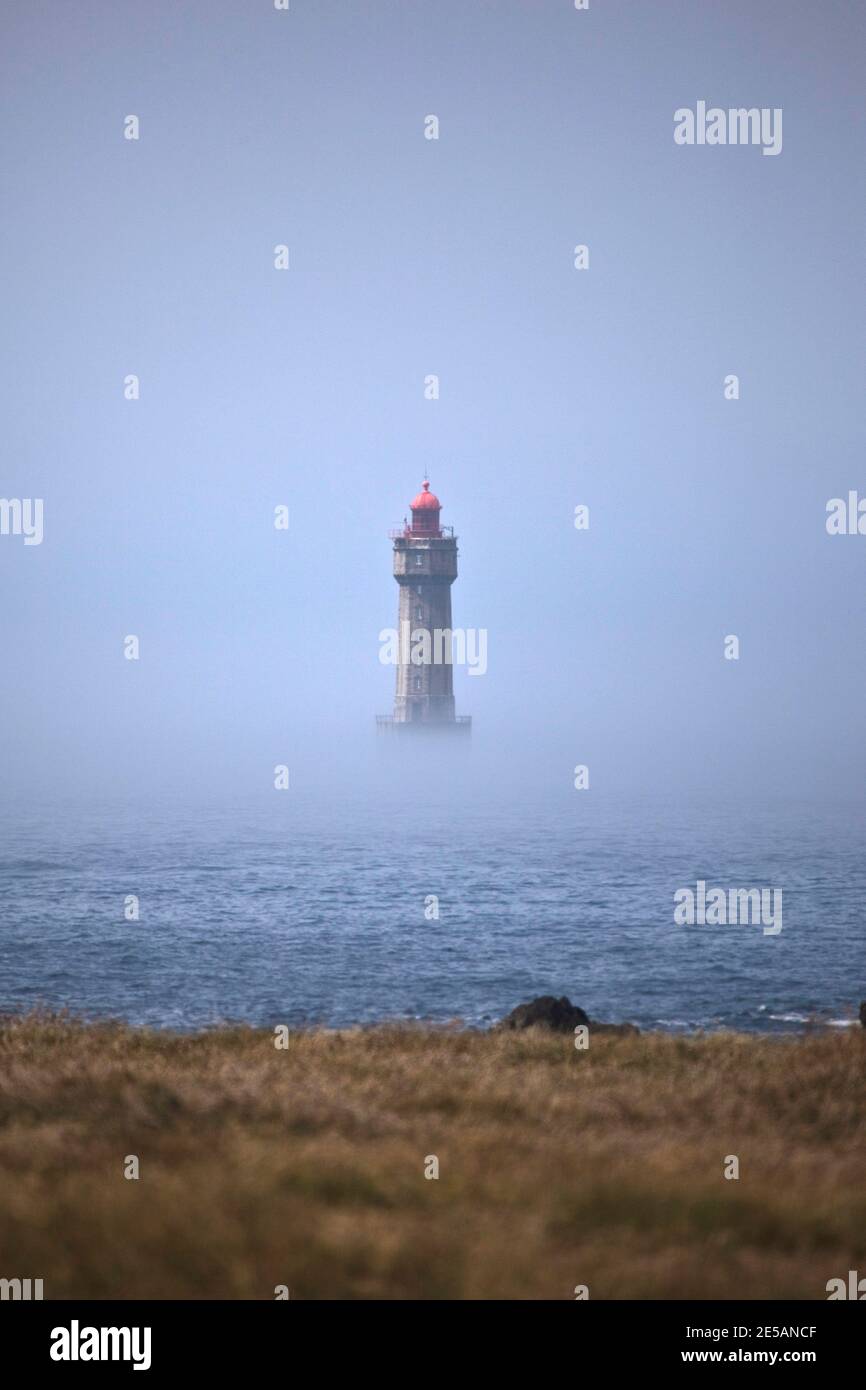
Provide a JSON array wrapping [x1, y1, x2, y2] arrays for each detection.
[[0, 1013, 864, 1299]]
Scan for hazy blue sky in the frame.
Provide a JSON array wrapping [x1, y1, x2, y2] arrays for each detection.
[[2, 0, 864, 803]]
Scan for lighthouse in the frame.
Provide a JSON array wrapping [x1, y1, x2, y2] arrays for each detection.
[[377, 480, 471, 732]]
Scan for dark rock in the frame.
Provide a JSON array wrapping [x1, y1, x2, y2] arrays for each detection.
[[498, 995, 639, 1036], [500, 995, 589, 1033], [859, 1001, 866, 1029]]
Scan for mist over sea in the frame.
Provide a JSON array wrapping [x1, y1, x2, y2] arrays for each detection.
[[2, 784, 863, 1035]]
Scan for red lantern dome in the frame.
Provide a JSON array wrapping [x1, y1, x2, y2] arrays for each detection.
[[409, 480, 441, 536], [410, 480, 440, 510]]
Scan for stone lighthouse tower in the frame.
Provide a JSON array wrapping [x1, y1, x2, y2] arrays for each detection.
[[378, 479, 471, 732]]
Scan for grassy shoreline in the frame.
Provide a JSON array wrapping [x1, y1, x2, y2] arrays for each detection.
[[1, 1014, 864, 1299]]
